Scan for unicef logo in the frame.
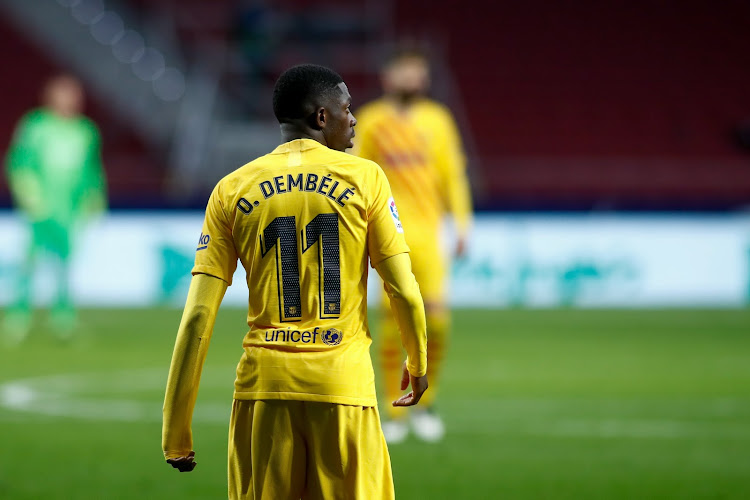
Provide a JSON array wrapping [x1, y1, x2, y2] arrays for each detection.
[[321, 328, 343, 346]]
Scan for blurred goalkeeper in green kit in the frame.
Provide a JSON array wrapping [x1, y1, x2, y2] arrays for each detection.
[[3, 74, 107, 343]]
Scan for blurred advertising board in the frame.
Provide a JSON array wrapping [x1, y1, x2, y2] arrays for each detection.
[[0, 212, 748, 308]]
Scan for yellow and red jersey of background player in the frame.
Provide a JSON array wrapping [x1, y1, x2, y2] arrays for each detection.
[[194, 139, 410, 407], [351, 97, 472, 242]]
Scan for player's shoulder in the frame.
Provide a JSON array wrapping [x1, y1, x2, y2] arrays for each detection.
[[325, 148, 388, 194], [318, 146, 383, 182], [327, 148, 383, 177], [417, 98, 456, 122], [213, 156, 262, 192], [211, 143, 385, 201], [212, 149, 290, 196], [342, 152, 389, 190], [78, 115, 99, 129], [325, 146, 374, 167], [18, 108, 47, 125], [76, 115, 101, 137]]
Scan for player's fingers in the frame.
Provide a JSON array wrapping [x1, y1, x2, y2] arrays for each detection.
[[392, 392, 415, 407], [167, 459, 197, 472], [180, 461, 197, 472], [400, 365, 410, 391], [166, 450, 195, 462], [167, 453, 197, 472]]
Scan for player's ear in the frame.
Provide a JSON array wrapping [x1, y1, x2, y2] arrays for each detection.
[[313, 106, 326, 130]]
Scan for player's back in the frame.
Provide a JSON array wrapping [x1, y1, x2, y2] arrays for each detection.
[[195, 138, 406, 406]]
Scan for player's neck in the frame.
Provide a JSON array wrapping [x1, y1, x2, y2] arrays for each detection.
[[387, 93, 420, 112], [46, 107, 79, 120], [279, 123, 326, 147]]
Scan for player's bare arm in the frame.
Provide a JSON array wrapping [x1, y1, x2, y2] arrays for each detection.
[[374, 253, 429, 406], [162, 273, 228, 472]]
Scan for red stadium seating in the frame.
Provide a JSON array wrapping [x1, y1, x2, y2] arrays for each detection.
[[3, 0, 749, 210], [393, 0, 750, 209]]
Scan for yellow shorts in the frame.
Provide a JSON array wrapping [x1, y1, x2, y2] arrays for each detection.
[[228, 399, 395, 500]]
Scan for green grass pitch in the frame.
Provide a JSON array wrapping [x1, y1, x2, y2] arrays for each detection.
[[1, 308, 749, 499]]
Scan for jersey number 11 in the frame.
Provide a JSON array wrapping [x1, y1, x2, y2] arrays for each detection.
[[260, 213, 341, 322]]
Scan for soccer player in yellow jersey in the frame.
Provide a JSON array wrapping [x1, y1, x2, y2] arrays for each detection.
[[162, 64, 429, 499], [352, 48, 473, 443]]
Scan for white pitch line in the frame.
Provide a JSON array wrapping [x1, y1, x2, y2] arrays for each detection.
[[2, 371, 749, 440], [0, 369, 232, 424]]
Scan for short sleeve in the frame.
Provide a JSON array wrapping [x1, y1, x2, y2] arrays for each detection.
[[192, 184, 238, 285], [367, 165, 410, 266]]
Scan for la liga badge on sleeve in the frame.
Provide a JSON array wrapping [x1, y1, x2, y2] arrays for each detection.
[[388, 197, 404, 233]]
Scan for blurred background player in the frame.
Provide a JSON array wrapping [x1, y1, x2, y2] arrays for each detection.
[[3, 74, 107, 343], [352, 47, 473, 442]]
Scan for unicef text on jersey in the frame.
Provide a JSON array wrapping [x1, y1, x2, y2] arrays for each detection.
[[264, 327, 343, 346]]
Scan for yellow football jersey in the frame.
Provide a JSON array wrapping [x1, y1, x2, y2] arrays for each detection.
[[351, 97, 472, 240], [193, 139, 409, 407]]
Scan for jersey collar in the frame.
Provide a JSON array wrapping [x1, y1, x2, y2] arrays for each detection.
[[271, 138, 324, 155]]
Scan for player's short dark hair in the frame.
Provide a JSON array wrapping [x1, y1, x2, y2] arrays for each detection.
[[272, 64, 344, 123]]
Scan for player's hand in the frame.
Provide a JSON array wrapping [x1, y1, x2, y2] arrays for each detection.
[[166, 451, 197, 472], [454, 236, 468, 259], [392, 361, 428, 407]]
